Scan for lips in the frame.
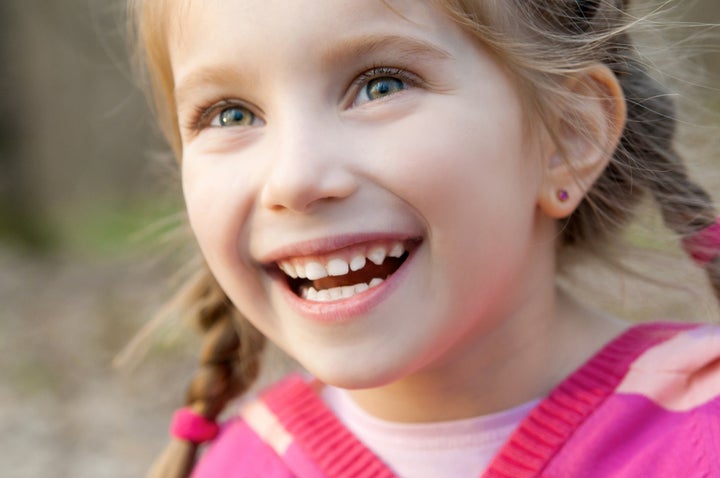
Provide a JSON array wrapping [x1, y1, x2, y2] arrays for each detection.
[[272, 239, 417, 302]]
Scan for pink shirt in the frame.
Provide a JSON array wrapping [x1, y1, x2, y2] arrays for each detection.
[[322, 385, 539, 477]]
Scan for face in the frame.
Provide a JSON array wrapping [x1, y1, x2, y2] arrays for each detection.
[[170, 0, 556, 389]]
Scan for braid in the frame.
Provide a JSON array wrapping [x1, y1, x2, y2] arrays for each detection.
[[620, 63, 720, 299], [556, 8, 720, 300], [147, 268, 265, 478], [186, 292, 262, 419]]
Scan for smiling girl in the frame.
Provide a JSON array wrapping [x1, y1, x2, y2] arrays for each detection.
[[129, 0, 720, 477]]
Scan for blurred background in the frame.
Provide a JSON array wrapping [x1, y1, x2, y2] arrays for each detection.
[[1, 1, 193, 476], [0, 1, 718, 477]]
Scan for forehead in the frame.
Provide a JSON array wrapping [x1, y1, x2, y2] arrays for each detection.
[[168, 0, 474, 83], [169, 0, 449, 42]]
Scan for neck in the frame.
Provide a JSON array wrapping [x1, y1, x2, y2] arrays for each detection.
[[346, 289, 627, 423]]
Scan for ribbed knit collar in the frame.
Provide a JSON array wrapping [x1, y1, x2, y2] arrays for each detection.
[[260, 322, 696, 478]]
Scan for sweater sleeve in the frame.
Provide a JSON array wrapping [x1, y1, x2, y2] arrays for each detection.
[[615, 324, 720, 411]]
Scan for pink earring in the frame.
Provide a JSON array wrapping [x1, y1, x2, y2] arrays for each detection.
[[557, 189, 569, 202]]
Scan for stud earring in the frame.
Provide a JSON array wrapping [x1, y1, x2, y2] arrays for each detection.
[[557, 189, 569, 202]]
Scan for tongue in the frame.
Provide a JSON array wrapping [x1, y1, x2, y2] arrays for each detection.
[[313, 256, 403, 290]]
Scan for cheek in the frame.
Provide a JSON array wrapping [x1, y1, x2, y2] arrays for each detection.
[[368, 97, 539, 221], [365, 97, 542, 297], [181, 150, 255, 268], [182, 152, 275, 325]]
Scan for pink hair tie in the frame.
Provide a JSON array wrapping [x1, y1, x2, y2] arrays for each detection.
[[682, 218, 720, 266], [170, 407, 220, 444]]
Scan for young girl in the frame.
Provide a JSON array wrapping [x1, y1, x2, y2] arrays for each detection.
[[129, 0, 720, 476]]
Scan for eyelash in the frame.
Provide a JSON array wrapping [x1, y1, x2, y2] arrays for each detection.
[[186, 99, 255, 132], [350, 65, 420, 102], [185, 65, 421, 132]]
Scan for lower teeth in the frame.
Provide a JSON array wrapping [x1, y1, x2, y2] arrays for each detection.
[[301, 277, 384, 302]]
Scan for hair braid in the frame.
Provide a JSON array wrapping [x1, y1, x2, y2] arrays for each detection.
[[147, 268, 265, 478], [562, 21, 720, 299], [616, 44, 719, 301]]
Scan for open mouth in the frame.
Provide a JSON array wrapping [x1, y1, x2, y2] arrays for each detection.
[[275, 239, 418, 302]]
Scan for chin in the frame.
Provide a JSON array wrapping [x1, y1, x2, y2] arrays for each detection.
[[303, 356, 410, 391]]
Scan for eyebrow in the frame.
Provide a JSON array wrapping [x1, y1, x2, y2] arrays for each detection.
[[174, 34, 453, 107], [175, 65, 251, 108], [319, 34, 453, 68]]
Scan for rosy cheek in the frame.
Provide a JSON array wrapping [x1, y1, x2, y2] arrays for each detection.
[[185, 134, 271, 248], [182, 156, 243, 261]]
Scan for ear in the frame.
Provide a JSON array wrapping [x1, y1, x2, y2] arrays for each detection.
[[537, 64, 627, 219]]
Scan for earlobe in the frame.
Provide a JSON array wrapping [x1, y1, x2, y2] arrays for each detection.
[[537, 64, 627, 219], [537, 154, 588, 219]]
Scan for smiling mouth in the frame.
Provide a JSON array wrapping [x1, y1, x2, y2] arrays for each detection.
[[275, 240, 417, 302]]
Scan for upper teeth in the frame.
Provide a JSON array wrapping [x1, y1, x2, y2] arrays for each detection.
[[350, 255, 366, 271], [367, 247, 386, 266], [277, 241, 406, 280]]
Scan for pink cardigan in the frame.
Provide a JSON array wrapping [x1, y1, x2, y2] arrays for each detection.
[[193, 322, 720, 477]]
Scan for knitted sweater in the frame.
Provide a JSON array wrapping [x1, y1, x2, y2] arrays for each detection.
[[192, 322, 720, 477]]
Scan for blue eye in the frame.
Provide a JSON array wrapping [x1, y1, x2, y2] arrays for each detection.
[[212, 105, 256, 127], [353, 70, 412, 106], [364, 77, 406, 100]]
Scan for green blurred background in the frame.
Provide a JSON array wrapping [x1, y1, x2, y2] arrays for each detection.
[[0, 1, 718, 477]]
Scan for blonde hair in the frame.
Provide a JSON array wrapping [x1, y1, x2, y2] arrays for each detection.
[[128, 0, 719, 476]]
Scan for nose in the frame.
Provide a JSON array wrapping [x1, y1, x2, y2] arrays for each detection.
[[260, 120, 358, 213]]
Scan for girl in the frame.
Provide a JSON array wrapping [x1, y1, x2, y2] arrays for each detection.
[[129, 0, 720, 476]]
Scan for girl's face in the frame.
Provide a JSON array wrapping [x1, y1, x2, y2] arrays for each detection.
[[171, 0, 557, 388]]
